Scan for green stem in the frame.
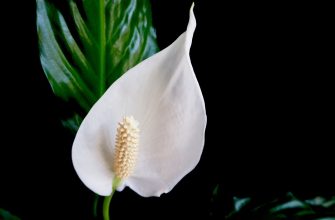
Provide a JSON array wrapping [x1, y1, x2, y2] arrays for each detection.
[[103, 189, 115, 220], [102, 178, 121, 220], [98, 0, 106, 96], [93, 194, 99, 218]]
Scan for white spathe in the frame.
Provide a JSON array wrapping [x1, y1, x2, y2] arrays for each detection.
[[72, 4, 206, 197]]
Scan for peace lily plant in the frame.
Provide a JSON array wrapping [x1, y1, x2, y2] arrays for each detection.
[[72, 3, 206, 219], [37, 0, 205, 218], [31, 1, 335, 219]]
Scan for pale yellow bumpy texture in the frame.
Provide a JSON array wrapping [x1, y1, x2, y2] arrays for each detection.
[[113, 116, 140, 179]]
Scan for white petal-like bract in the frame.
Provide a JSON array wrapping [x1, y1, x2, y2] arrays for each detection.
[[72, 4, 206, 197]]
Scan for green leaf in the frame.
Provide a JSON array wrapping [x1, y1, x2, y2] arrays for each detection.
[[0, 208, 21, 220], [210, 184, 335, 220], [37, 0, 159, 131], [225, 192, 335, 220], [233, 197, 251, 211]]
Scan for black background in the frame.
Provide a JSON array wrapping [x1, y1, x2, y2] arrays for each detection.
[[1, 0, 333, 219]]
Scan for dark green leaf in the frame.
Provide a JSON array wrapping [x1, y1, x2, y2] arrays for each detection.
[[210, 185, 335, 220], [212, 184, 219, 197], [233, 197, 251, 211], [37, 0, 159, 131], [225, 192, 335, 220], [0, 208, 21, 220]]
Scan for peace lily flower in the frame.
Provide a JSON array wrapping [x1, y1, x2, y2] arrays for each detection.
[[72, 4, 206, 198]]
